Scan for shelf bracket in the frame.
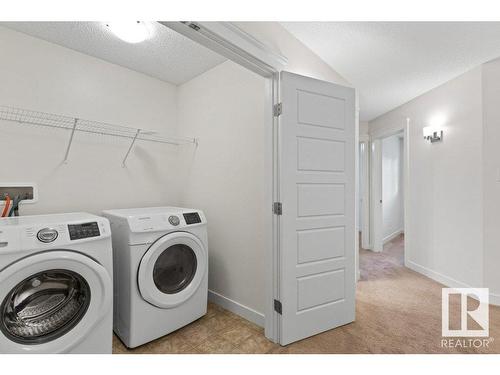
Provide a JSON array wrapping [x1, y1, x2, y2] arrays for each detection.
[[122, 129, 141, 167], [63, 118, 79, 163]]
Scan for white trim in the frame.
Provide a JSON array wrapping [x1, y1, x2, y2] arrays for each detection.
[[406, 261, 500, 306], [266, 73, 280, 343], [208, 290, 265, 327], [383, 229, 404, 244], [407, 260, 470, 288], [359, 138, 370, 250], [368, 117, 409, 256], [402, 119, 410, 271], [160, 22, 287, 77], [370, 138, 383, 252]]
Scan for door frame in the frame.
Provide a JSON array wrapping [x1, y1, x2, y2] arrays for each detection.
[[369, 117, 410, 267], [161, 21, 284, 343], [359, 134, 370, 251]]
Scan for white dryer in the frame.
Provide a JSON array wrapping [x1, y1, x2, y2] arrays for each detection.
[[0, 213, 113, 354], [102, 207, 208, 348]]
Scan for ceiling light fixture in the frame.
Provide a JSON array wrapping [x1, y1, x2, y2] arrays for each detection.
[[105, 21, 152, 44]]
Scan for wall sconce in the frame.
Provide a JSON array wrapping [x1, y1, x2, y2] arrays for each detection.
[[423, 126, 443, 143]]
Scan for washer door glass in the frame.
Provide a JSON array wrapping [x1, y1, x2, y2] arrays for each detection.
[[0, 269, 91, 344], [153, 244, 197, 294]]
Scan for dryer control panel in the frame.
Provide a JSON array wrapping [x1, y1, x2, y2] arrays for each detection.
[[183, 212, 201, 225]]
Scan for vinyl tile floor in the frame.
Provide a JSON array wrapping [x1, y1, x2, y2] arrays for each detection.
[[112, 303, 277, 354], [113, 234, 500, 354]]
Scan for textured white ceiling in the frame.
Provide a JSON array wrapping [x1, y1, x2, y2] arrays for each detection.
[[281, 22, 500, 121], [1, 22, 226, 85]]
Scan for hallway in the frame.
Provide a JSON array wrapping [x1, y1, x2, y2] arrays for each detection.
[[272, 235, 500, 353]]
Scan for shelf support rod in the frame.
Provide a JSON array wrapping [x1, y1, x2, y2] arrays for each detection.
[[63, 118, 78, 163], [122, 129, 141, 167]]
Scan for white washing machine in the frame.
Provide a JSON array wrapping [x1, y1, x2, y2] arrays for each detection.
[[102, 207, 208, 348], [0, 213, 113, 354]]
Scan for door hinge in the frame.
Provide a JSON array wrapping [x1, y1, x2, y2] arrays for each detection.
[[273, 202, 282, 215], [274, 299, 282, 315], [273, 103, 282, 117]]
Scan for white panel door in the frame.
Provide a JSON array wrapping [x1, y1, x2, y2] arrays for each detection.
[[278, 71, 355, 345]]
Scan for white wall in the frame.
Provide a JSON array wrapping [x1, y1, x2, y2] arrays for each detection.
[[359, 121, 369, 137], [234, 22, 351, 86], [481, 59, 500, 302], [0, 23, 355, 321], [382, 134, 404, 242], [177, 61, 267, 318], [0, 26, 182, 215], [370, 67, 484, 289], [174, 25, 354, 319]]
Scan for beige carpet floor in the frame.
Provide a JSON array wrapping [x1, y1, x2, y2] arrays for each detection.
[[113, 234, 500, 354]]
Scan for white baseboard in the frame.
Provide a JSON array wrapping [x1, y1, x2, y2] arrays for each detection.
[[383, 229, 403, 244], [406, 261, 470, 288], [406, 260, 500, 306], [208, 290, 265, 327]]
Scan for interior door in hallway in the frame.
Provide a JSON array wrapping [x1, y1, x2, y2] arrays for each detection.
[[278, 71, 356, 345]]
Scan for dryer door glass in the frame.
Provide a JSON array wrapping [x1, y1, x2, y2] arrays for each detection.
[[153, 244, 197, 294], [0, 270, 91, 344]]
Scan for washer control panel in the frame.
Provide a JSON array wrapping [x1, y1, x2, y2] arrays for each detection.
[[183, 212, 202, 225], [37, 228, 58, 243], [68, 221, 100, 240]]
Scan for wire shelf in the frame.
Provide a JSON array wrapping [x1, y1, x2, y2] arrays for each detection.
[[0, 105, 197, 166]]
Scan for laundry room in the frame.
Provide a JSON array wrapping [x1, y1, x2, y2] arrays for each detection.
[[5, 3, 500, 374], [0, 22, 272, 353], [0, 19, 360, 355]]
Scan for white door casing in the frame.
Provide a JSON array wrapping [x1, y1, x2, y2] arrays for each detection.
[[369, 119, 409, 259], [278, 72, 356, 345], [359, 138, 371, 250], [370, 139, 383, 252]]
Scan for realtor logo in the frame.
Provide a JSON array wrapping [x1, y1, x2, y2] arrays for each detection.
[[442, 288, 489, 337]]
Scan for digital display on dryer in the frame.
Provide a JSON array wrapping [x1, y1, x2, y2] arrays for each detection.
[[183, 212, 201, 225]]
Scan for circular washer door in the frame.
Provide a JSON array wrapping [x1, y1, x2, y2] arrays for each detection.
[[138, 232, 206, 309], [0, 251, 112, 353]]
